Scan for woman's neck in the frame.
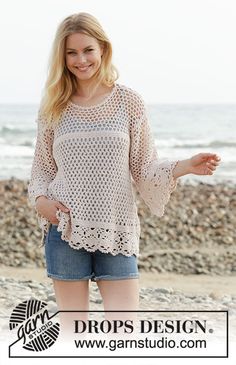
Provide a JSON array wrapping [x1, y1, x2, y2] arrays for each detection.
[[73, 82, 113, 101]]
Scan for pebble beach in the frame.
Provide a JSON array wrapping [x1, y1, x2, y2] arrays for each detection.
[[0, 177, 235, 274]]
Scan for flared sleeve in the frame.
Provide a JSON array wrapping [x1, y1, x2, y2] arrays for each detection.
[[27, 112, 58, 245], [128, 91, 179, 217]]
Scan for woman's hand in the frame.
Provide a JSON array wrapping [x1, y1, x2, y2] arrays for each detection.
[[188, 153, 221, 175], [35, 196, 70, 224]]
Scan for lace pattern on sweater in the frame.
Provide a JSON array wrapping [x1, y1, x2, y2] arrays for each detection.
[[28, 83, 179, 256]]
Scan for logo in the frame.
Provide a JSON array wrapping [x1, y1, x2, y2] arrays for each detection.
[[9, 299, 60, 352]]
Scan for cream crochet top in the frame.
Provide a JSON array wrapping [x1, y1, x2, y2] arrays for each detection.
[[27, 83, 179, 257]]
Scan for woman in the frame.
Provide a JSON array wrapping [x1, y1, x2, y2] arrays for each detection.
[[28, 12, 221, 339]]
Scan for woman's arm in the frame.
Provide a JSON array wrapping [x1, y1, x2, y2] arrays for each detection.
[[128, 89, 221, 217], [27, 114, 58, 208], [129, 109, 179, 217], [172, 153, 221, 179]]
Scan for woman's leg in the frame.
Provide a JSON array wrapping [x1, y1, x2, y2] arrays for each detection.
[[92, 249, 140, 338], [97, 278, 139, 316], [52, 279, 90, 340], [44, 225, 94, 340], [96, 278, 140, 338]]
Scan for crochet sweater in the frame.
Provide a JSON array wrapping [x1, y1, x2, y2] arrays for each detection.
[[27, 83, 179, 257]]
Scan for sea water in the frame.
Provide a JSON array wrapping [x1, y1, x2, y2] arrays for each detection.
[[0, 103, 235, 184]]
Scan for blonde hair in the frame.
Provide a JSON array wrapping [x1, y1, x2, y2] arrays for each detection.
[[39, 12, 119, 125]]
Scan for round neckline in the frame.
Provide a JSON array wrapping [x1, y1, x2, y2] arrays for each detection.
[[68, 83, 118, 110]]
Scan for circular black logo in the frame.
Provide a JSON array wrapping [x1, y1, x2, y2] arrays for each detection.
[[9, 298, 60, 351]]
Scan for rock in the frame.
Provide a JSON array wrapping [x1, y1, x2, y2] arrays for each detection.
[[154, 288, 173, 295], [156, 296, 171, 303]]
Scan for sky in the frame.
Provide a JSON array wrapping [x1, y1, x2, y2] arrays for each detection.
[[0, 0, 235, 104]]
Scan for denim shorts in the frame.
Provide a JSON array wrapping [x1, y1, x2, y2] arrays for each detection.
[[44, 224, 139, 281]]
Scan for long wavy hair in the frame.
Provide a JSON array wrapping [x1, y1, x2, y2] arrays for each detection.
[[38, 12, 119, 125]]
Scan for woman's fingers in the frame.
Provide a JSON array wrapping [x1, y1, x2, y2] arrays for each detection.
[[206, 162, 216, 170], [201, 153, 221, 161], [207, 159, 221, 166], [55, 201, 70, 212]]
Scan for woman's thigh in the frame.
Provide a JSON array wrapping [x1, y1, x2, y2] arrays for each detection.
[[96, 278, 139, 311], [52, 279, 90, 311], [52, 279, 90, 340]]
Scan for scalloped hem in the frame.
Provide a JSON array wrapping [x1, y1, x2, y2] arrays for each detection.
[[37, 209, 141, 257]]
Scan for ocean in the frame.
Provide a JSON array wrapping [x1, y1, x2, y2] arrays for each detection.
[[0, 103, 235, 185]]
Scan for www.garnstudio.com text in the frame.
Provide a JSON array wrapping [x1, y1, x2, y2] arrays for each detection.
[[73, 336, 207, 351]]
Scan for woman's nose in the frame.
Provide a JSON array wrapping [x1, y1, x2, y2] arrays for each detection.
[[77, 53, 87, 63]]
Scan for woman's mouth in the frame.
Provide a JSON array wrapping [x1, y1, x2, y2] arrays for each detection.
[[76, 65, 92, 72]]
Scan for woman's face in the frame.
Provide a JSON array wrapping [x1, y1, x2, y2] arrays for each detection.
[[65, 32, 104, 82]]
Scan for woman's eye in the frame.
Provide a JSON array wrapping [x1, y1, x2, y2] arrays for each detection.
[[67, 49, 93, 55]]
